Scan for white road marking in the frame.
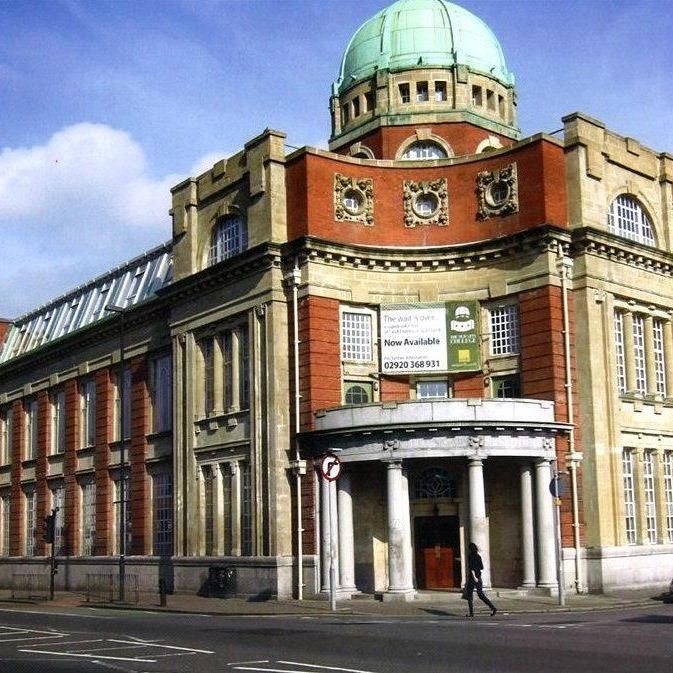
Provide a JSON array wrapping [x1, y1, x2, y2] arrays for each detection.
[[279, 663, 378, 673], [228, 661, 271, 666], [0, 634, 69, 642], [17, 648, 157, 663], [108, 638, 214, 654], [0, 607, 113, 619]]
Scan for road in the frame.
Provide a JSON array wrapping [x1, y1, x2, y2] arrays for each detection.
[[0, 601, 671, 673]]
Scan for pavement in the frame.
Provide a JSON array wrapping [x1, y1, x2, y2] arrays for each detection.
[[1, 585, 671, 618]]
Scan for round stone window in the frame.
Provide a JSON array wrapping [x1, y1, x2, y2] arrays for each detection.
[[486, 180, 510, 208], [413, 192, 439, 218], [342, 188, 365, 215]]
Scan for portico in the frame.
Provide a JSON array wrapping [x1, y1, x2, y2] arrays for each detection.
[[301, 399, 569, 600]]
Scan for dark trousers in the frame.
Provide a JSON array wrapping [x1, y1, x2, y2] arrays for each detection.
[[466, 577, 496, 615]]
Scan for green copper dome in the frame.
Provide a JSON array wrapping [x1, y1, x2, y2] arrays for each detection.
[[334, 0, 514, 94]]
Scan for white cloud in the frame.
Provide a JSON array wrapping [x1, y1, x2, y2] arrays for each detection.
[[0, 123, 217, 318]]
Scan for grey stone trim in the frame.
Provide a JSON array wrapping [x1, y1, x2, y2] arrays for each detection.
[[476, 162, 519, 219], [334, 173, 375, 226], [403, 178, 448, 227]]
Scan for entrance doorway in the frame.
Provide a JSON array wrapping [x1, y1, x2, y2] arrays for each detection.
[[414, 515, 460, 589]]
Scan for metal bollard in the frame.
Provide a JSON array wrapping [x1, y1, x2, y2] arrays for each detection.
[[159, 578, 167, 607]]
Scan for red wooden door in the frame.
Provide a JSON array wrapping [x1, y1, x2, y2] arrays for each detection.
[[423, 545, 455, 588]]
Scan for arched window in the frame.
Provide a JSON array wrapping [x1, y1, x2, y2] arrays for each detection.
[[608, 195, 655, 246], [401, 140, 447, 160], [209, 215, 247, 266], [413, 467, 456, 500]]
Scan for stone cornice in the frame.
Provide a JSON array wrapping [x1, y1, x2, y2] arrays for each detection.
[[282, 225, 571, 274], [571, 227, 673, 276]]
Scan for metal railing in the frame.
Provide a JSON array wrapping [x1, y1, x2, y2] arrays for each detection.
[[86, 573, 140, 604], [11, 573, 49, 600]]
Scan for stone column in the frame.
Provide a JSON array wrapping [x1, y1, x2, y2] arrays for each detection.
[[535, 459, 556, 588], [623, 311, 636, 394], [384, 461, 415, 601], [644, 316, 656, 396], [468, 457, 491, 588], [520, 463, 536, 588], [337, 471, 356, 594], [320, 475, 339, 593], [663, 319, 673, 397], [213, 464, 224, 555]]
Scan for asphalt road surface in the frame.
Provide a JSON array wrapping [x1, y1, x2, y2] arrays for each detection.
[[0, 602, 671, 673]]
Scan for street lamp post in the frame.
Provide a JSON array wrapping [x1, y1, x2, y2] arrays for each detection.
[[106, 303, 127, 603]]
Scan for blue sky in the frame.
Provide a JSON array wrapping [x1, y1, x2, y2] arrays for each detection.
[[1, 0, 671, 318]]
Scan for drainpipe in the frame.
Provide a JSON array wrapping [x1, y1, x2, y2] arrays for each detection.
[[557, 249, 583, 593], [290, 261, 304, 600]]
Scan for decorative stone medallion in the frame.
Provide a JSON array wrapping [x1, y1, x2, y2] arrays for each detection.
[[403, 178, 448, 227], [476, 162, 519, 219], [334, 173, 374, 225]]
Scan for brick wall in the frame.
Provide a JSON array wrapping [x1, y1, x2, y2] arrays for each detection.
[[94, 369, 112, 556]]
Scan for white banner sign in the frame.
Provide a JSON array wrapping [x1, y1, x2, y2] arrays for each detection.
[[380, 304, 448, 374]]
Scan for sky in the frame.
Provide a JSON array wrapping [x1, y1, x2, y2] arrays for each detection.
[[1, 0, 671, 319]]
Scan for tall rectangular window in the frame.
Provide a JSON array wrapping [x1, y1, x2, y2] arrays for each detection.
[[240, 328, 250, 410], [0, 407, 8, 465], [471, 85, 482, 106], [25, 399, 38, 460], [643, 451, 658, 544], [80, 380, 96, 448], [151, 355, 172, 433], [241, 461, 253, 556], [0, 494, 9, 555], [632, 314, 647, 394], [664, 451, 673, 543], [81, 481, 96, 555], [152, 472, 173, 556], [653, 319, 666, 396], [434, 81, 447, 101], [622, 449, 637, 544], [614, 311, 626, 394], [203, 465, 214, 556], [489, 305, 520, 355], [51, 485, 65, 555], [223, 332, 233, 409], [113, 369, 132, 441], [341, 311, 373, 361], [25, 490, 36, 556], [51, 390, 66, 454], [202, 339, 214, 415], [399, 83, 410, 104], [416, 81, 429, 102], [113, 473, 131, 555]]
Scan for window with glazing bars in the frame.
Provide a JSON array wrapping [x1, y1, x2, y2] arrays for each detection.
[[0, 495, 9, 555], [25, 491, 36, 556], [341, 312, 373, 361], [203, 466, 214, 556], [209, 216, 247, 266], [80, 380, 96, 448], [614, 311, 626, 394], [489, 305, 520, 355], [151, 355, 172, 433], [113, 369, 132, 441], [51, 390, 66, 454], [202, 339, 214, 415], [241, 461, 253, 556], [608, 195, 655, 246], [25, 399, 38, 460], [632, 315, 647, 394], [81, 481, 96, 555], [240, 328, 250, 410], [417, 380, 450, 400], [52, 486, 65, 555], [653, 320, 666, 396], [664, 452, 673, 543], [152, 472, 173, 556], [113, 474, 131, 555], [643, 451, 658, 543], [622, 449, 637, 544]]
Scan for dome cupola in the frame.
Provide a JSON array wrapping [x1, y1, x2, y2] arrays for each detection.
[[329, 0, 519, 157]]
